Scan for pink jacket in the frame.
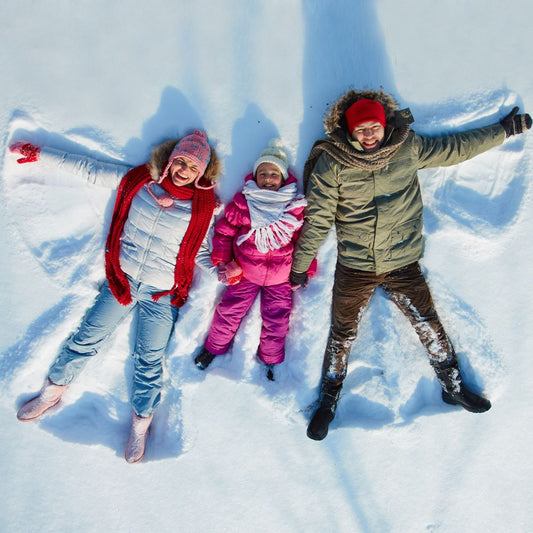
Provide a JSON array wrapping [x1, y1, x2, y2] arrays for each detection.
[[211, 173, 316, 286]]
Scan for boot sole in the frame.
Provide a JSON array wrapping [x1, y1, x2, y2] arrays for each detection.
[[194, 356, 215, 370], [125, 451, 146, 464], [307, 427, 328, 441], [306, 408, 335, 440], [125, 422, 152, 464]]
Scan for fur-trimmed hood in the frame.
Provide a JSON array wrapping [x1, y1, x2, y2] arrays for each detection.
[[323, 88, 402, 135], [301, 89, 413, 189], [147, 137, 222, 185]]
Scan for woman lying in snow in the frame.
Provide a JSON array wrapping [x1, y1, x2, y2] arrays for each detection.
[[12, 130, 221, 463]]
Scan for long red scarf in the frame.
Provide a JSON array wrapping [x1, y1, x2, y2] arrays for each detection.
[[105, 164, 215, 307]]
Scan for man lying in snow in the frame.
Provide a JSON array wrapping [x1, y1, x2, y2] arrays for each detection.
[[290, 88, 531, 440]]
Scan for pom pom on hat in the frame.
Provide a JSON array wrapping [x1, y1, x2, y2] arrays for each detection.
[[160, 129, 211, 182], [253, 138, 289, 179], [345, 98, 386, 132]]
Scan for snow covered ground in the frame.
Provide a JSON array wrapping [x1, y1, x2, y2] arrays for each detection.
[[1, 1, 532, 531]]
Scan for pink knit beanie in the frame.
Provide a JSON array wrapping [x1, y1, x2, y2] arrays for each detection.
[[160, 130, 211, 182]]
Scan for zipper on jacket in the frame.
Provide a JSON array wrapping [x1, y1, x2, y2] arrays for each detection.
[[135, 207, 164, 280]]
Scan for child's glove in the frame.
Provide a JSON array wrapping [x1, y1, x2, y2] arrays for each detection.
[[225, 261, 243, 285], [9, 142, 41, 164], [217, 261, 243, 286], [500, 107, 532, 137]]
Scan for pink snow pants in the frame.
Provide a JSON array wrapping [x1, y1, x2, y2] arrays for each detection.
[[205, 278, 292, 364]]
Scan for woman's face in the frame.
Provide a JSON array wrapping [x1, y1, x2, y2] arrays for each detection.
[[255, 162, 284, 191], [351, 121, 385, 152], [170, 156, 200, 186]]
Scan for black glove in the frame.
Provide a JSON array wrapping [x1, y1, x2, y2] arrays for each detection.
[[500, 106, 532, 137], [289, 270, 309, 291]]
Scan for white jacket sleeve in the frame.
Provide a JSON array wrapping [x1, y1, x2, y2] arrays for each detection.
[[39, 147, 132, 189], [195, 222, 217, 278]]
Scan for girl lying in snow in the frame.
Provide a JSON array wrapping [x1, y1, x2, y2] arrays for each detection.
[[194, 139, 316, 381], [12, 131, 221, 463]]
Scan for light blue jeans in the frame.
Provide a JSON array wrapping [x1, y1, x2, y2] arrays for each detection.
[[48, 278, 179, 417]]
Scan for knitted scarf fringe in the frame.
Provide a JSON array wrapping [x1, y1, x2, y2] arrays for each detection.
[[236, 186, 306, 253], [245, 211, 304, 254]]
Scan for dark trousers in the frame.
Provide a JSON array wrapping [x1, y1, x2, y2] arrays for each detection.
[[322, 261, 455, 382]]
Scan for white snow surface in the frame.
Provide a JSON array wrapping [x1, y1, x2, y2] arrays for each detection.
[[1, 1, 532, 532]]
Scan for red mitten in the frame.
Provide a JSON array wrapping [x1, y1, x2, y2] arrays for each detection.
[[225, 260, 243, 285], [307, 257, 318, 278], [10, 142, 41, 164]]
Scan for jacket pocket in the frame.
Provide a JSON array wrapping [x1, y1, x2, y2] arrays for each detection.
[[337, 226, 374, 261], [387, 218, 423, 261]]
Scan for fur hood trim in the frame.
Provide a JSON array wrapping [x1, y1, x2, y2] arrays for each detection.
[[324, 88, 400, 135], [147, 137, 222, 184]]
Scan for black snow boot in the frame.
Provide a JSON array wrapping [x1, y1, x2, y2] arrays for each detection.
[[434, 363, 491, 413], [307, 378, 343, 441], [194, 347, 216, 370], [265, 364, 275, 381]]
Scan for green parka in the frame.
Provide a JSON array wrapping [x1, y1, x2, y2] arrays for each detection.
[[292, 90, 506, 275]]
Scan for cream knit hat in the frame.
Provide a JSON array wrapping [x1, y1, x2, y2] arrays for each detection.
[[253, 138, 289, 179]]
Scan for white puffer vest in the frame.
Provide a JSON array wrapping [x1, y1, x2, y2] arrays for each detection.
[[39, 147, 214, 289]]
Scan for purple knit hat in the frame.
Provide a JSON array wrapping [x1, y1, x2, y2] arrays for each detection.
[[160, 129, 211, 183]]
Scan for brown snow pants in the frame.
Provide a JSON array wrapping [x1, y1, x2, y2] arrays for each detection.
[[321, 261, 455, 382]]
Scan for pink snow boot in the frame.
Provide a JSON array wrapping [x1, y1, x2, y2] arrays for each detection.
[[125, 412, 153, 464], [17, 378, 68, 421]]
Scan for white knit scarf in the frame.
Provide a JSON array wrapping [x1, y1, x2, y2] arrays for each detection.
[[236, 180, 306, 253]]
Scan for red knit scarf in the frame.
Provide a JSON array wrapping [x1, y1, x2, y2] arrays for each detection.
[[105, 164, 215, 307]]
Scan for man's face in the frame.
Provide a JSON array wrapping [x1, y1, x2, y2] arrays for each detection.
[[351, 121, 385, 152], [170, 156, 200, 186]]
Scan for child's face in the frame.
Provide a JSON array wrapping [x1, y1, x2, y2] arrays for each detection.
[[255, 162, 284, 191], [170, 156, 200, 186]]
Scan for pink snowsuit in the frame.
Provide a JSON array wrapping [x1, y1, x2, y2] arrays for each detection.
[[205, 173, 315, 364]]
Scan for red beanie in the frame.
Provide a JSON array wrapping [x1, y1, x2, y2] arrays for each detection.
[[345, 98, 386, 132]]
